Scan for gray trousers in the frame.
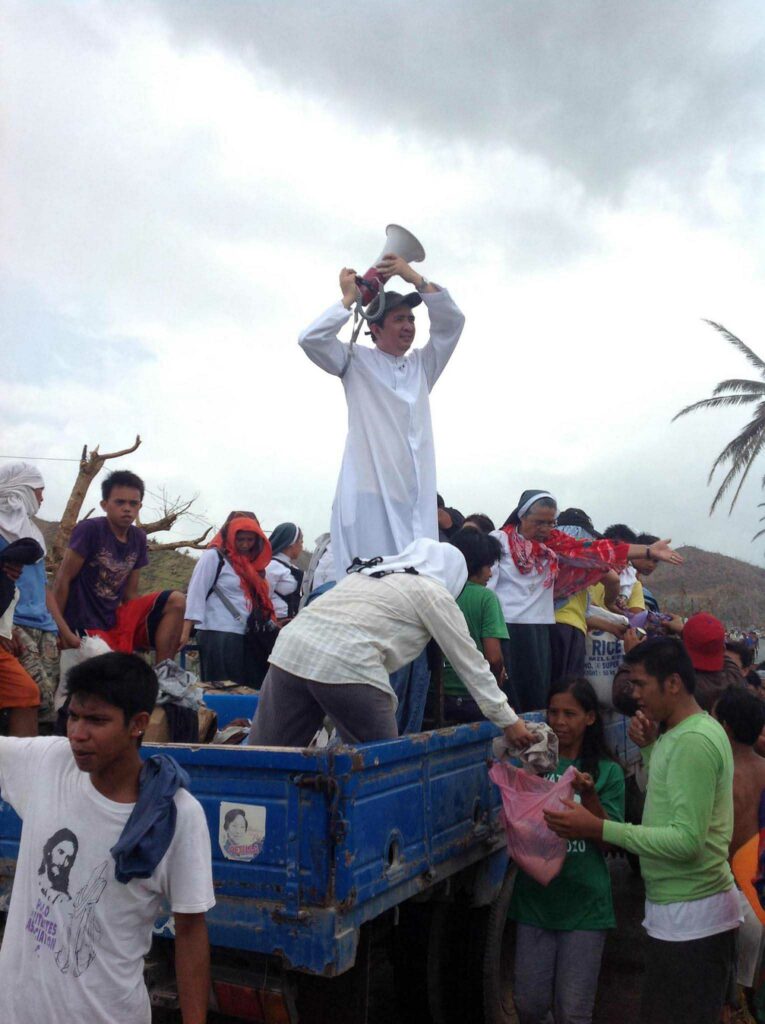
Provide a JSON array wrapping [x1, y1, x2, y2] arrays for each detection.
[[513, 924, 607, 1024], [248, 664, 399, 747]]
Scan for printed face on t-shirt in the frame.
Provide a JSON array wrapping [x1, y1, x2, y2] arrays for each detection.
[[99, 486, 143, 533]]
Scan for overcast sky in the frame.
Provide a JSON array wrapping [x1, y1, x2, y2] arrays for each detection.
[[3, 0, 765, 564]]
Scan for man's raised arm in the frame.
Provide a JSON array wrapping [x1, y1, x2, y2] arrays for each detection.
[[297, 268, 357, 377]]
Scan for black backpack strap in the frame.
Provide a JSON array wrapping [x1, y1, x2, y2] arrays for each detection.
[[345, 555, 418, 580], [205, 549, 226, 601]]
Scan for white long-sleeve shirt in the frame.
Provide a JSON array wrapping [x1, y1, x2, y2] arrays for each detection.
[[270, 572, 518, 728], [185, 548, 249, 634], [487, 530, 556, 625], [266, 557, 299, 618], [298, 289, 465, 580]]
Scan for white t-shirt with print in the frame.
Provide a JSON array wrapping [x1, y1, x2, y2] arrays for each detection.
[[0, 736, 215, 1024]]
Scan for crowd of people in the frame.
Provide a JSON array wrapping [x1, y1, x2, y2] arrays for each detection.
[[1, 251, 764, 1023]]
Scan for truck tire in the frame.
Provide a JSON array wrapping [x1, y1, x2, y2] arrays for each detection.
[[463, 866, 519, 1024]]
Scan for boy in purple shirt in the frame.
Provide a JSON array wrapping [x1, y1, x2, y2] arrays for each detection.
[[50, 471, 185, 663]]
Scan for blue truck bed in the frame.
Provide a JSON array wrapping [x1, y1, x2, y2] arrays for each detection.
[[0, 713, 508, 979]]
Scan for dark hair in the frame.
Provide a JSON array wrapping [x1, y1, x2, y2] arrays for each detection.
[[450, 527, 501, 577], [464, 513, 497, 534], [726, 640, 754, 669], [715, 685, 765, 745], [602, 523, 637, 544], [66, 652, 158, 724], [623, 636, 696, 694], [223, 808, 248, 831], [557, 507, 597, 536], [547, 677, 615, 782], [102, 470, 145, 501], [635, 532, 659, 546], [503, 491, 557, 528]]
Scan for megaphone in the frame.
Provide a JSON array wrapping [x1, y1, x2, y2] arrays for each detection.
[[355, 224, 426, 306]]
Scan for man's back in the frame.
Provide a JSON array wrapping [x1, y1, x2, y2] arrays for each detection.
[[731, 752, 765, 857]]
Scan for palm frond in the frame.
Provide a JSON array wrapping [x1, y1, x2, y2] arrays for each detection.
[[708, 411, 765, 513], [703, 321, 765, 376], [712, 378, 765, 396], [673, 393, 764, 419]]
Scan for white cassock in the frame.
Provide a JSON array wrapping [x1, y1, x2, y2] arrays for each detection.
[[299, 289, 465, 581]]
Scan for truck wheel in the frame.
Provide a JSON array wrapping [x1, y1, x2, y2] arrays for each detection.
[[464, 866, 519, 1024]]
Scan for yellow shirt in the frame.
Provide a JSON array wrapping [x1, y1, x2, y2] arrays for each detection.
[[554, 590, 588, 634], [589, 580, 645, 611]]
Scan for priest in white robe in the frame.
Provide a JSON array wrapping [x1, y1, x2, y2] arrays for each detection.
[[298, 254, 465, 582]]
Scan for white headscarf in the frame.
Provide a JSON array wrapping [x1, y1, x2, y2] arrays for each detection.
[[356, 538, 467, 599], [0, 462, 46, 550]]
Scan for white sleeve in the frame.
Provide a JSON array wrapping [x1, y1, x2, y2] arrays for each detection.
[[273, 563, 298, 598], [164, 791, 216, 914], [418, 288, 466, 391], [184, 550, 220, 624], [298, 301, 353, 377], [266, 560, 296, 599], [415, 588, 518, 728], [0, 736, 64, 818]]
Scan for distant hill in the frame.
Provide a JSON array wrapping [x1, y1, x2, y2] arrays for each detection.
[[650, 546, 765, 628], [33, 521, 764, 627]]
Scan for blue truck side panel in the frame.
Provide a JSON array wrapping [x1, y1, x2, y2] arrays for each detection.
[[0, 697, 637, 978], [0, 718, 507, 977]]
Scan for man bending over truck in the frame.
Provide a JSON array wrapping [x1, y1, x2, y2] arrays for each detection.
[[0, 652, 215, 1024], [249, 538, 533, 749]]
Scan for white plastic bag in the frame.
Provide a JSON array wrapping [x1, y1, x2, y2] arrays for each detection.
[[55, 635, 112, 710]]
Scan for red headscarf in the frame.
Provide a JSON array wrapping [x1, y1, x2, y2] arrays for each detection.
[[209, 516, 275, 620]]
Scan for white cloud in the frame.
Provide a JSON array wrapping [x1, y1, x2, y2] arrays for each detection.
[[3, 0, 765, 572]]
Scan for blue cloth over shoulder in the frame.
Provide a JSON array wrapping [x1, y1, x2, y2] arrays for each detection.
[[111, 754, 190, 884]]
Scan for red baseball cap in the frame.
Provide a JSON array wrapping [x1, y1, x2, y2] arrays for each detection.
[[682, 612, 725, 672]]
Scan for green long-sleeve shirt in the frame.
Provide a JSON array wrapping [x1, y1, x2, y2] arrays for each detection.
[[602, 712, 734, 904]]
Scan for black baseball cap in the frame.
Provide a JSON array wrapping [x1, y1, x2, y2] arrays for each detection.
[[366, 289, 422, 324]]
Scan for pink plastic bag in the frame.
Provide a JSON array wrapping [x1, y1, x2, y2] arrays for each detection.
[[488, 762, 577, 886]]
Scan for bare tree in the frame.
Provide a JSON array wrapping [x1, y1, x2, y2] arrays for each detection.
[[148, 528, 213, 552], [49, 438, 211, 569]]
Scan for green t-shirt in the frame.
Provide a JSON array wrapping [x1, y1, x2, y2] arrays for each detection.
[[602, 712, 734, 904], [442, 582, 509, 696], [509, 757, 625, 931]]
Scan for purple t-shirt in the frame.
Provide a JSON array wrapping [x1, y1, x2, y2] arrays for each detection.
[[63, 517, 149, 632]]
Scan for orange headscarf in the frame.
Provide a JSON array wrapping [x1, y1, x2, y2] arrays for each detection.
[[209, 516, 275, 620]]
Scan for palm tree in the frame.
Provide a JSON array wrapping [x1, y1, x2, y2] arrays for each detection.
[[673, 320, 765, 515]]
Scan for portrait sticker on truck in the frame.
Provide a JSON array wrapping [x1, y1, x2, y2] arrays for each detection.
[[218, 802, 266, 862]]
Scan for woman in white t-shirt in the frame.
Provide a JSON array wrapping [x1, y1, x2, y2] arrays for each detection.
[[489, 490, 681, 713]]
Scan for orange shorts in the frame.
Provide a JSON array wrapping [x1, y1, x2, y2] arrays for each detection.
[[87, 591, 171, 653], [0, 645, 41, 708]]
